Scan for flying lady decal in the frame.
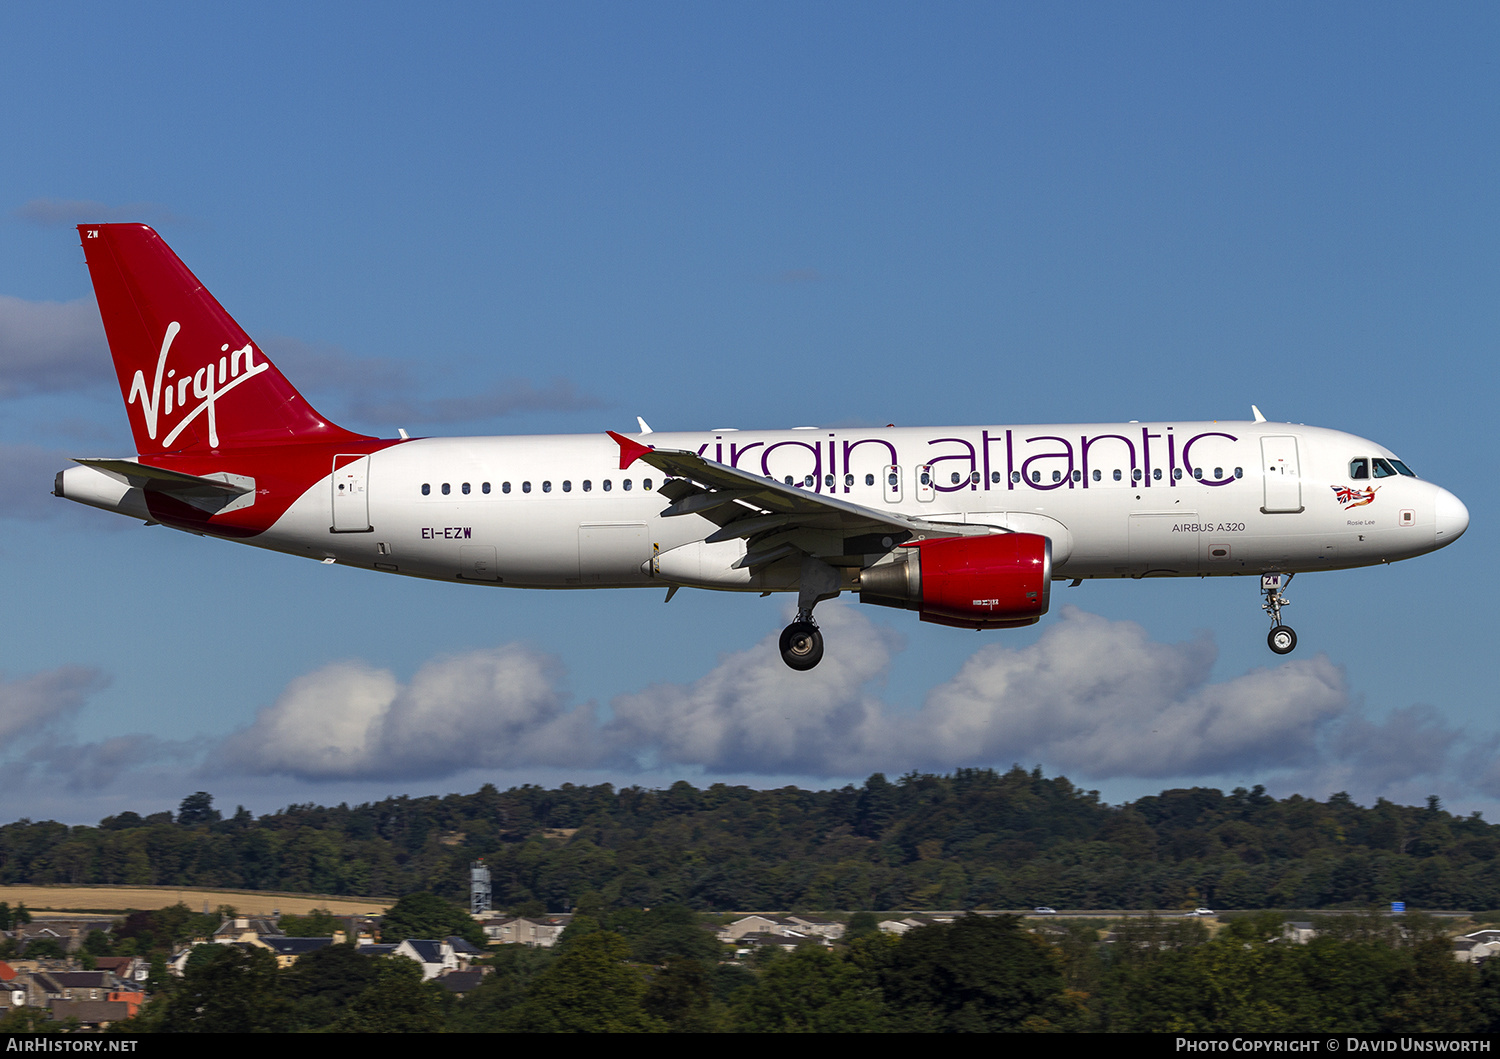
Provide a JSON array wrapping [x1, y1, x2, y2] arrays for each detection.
[[1332, 484, 1379, 509]]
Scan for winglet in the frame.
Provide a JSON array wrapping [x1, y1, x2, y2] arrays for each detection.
[[607, 430, 653, 470], [1251, 405, 1267, 423]]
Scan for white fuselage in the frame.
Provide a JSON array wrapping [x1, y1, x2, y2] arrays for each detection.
[[232, 420, 1465, 592]]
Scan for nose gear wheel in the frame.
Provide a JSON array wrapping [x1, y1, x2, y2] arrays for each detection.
[[1261, 573, 1297, 655]]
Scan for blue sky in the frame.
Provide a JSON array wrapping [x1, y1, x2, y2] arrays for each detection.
[[1, 3, 1496, 826]]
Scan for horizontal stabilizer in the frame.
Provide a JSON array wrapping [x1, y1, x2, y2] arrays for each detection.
[[73, 458, 253, 497]]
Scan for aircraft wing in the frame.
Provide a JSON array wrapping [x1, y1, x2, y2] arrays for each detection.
[[608, 431, 989, 569]]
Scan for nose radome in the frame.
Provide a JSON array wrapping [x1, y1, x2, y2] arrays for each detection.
[[1434, 488, 1469, 547]]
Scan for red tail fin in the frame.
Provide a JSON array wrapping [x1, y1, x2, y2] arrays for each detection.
[[78, 224, 368, 453]]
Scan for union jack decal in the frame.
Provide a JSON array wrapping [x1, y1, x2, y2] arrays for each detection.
[[1332, 484, 1379, 509]]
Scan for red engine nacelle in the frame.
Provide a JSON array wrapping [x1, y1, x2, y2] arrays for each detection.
[[857, 533, 1052, 629]]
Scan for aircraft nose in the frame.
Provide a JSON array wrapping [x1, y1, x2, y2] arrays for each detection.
[[1434, 487, 1469, 547]]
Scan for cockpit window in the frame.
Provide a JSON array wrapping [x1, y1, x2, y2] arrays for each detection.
[[1390, 459, 1416, 478], [1372, 458, 1398, 479], [1349, 458, 1368, 480]]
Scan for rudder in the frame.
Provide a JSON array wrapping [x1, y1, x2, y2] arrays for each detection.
[[78, 224, 366, 454]]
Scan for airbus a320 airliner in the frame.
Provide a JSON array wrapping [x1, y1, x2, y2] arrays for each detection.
[[55, 225, 1469, 669]]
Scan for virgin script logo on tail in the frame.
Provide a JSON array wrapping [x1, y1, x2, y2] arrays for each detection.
[[127, 322, 269, 449]]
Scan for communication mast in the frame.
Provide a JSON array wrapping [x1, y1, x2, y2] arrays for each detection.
[[470, 859, 491, 915]]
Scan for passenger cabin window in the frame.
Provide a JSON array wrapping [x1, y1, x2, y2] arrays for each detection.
[[1152, 468, 1162, 481], [1235, 467, 1243, 478], [522, 482, 531, 493], [562, 480, 571, 492], [462, 482, 470, 494], [644, 478, 652, 490], [421, 483, 430, 495], [1051, 470, 1061, 483], [441, 483, 451, 495], [1011, 472, 1021, 483], [1092, 470, 1101, 481], [482, 482, 491, 494], [1172, 468, 1182, 480], [1349, 458, 1369, 479], [603, 480, 612, 491], [623, 479, 632, 490], [1193, 468, 1203, 480], [583, 480, 592, 492], [502, 482, 511, 494], [991, 471, 1001, 484], [1213, 467, 1223, 480], [1113, 469, 1122, 481], [861, 473, 871, 487], [1132, 469, 1142, 482], [1031, 471, 1041, 483]]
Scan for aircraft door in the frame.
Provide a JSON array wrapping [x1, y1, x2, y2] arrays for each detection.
[[916, 463, 935, 502], [1260, 436, 1303, 513], [883, 465, 902, 503], [331, 455, 371, 532]]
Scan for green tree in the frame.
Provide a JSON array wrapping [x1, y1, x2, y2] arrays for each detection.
[[334, 955, 444, 1033], [158, 944, 289, 1033], [176, 792, 221, 828], [642, 957, 720, 1032], [880, 914, 1066, 1032], [504, 931, 663, 1032], [734, 944, 888, 1032], [380, 891, 485, 948], [283, 943, 377, 1031]]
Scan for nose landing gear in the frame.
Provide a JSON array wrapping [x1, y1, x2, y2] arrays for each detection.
[[1262, 573, 1297, 655]]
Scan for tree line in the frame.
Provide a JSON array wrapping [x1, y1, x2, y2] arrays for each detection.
[[1, 768, 1496, 912]]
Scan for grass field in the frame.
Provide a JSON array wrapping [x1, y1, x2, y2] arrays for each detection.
[[0, 885, 390, 917]]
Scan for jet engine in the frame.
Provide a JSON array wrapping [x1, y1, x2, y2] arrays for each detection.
[[858, 532, 1051, 629]]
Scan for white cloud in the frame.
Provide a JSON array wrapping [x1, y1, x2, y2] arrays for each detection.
[[213, 606, 1361, 785], [910, 607, 1350, 778], [0, 666, 108, 749], [219, 646, 601, 780], [610, 605, 1350, 781], [607, 604, 902, 774], [0, 295, 109, 397]]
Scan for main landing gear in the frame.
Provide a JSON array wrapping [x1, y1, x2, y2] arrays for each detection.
[[1261, 573, 1297, 655], [779, 613, 824, 671], [778, 554, 840, 670]]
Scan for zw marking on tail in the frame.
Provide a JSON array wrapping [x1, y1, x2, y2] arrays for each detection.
[[126, 321, 270, 449]]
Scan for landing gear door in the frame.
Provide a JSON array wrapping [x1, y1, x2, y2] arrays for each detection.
[[332, 454, 372, 532], [1260, 436, 1303, 514]]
